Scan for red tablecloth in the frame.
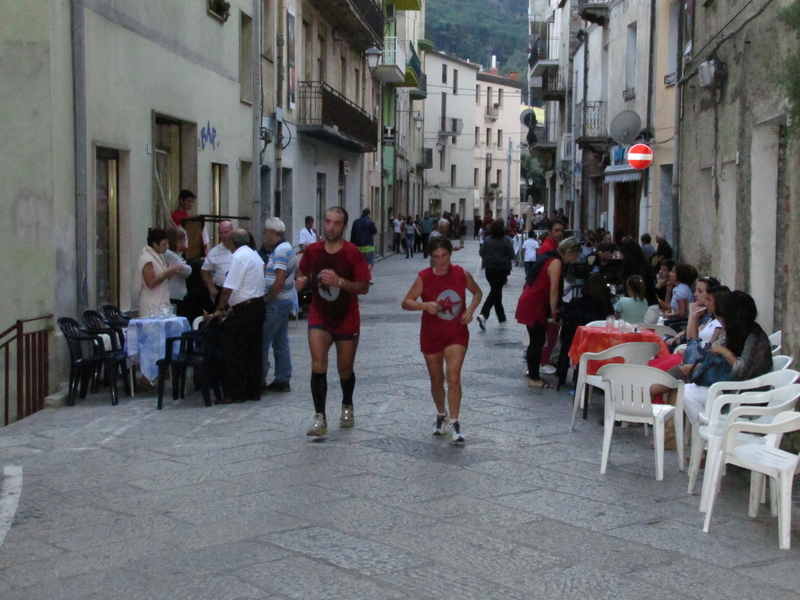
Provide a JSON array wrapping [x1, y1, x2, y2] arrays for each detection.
[[568, 326, 670, 375]]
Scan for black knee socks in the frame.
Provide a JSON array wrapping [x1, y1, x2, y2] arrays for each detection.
[[311, 372, 327, 418], [341, 373, 356, 407]]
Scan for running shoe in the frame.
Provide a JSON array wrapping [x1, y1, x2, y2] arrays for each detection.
[[340, 404, 355, 428], [540, 364, 557, 375], [476, 315, 486, 331], [306, 413, 328, 437], [449, 421, 465, 443], [432, 413, 448, 435]]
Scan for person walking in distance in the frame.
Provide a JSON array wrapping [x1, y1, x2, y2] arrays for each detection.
[[476, 220, 515, 330], [402, 237, 482, 442], [295, 207, 372, 437], [350, 208, 378, 275]]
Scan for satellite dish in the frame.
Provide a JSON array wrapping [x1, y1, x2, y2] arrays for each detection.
[[520, 108, 537, 128], [609, 111, 642, 145]]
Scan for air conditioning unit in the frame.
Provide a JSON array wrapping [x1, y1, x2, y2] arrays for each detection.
[[339, 160, 350, 177], [386, 4, 396, 21]]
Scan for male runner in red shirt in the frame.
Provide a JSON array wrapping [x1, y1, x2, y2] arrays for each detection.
[[296, 207, 371, 437]]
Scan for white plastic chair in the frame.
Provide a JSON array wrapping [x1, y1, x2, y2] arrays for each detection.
[[642, 304, 661, 324], [702, 410, 800, 549], [570, 342, 661, 430], [690, 384, 800, 513], [585, 320, 608, 328], [768, 330, 782, 356], [598, 364, 684, 481], [192, 316, 204, 330], [635, 323, 678, 337], [772, 355, 793, 371]]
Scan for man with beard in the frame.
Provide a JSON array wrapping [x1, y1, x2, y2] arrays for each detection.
[[295, 207, 371, 437]]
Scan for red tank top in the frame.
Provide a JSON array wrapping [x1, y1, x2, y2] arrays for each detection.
[[419, 265, 468, 344]]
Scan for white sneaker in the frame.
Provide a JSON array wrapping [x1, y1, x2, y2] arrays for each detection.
[[449, 421, 465, 443], [306, 413, 328, 437], [540, 365, 557, 375], [340, 404, 355, 428], [432, 413, 448, 435]]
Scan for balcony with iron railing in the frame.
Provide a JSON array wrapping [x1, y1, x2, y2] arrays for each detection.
[[438, 117, 464, 137], [417, 147, 433, 170], [485, 105, 499, 121], [528, 36, 559, 77], [297, 82, 379, 152], [373, 36, 407, 84], [530, 119, 559, 148], [409, 72, 427, 100], [398, 41, 423, 89], [578, 0, 609, 26], [307, 0, 384, 49], [559, 134, 573, 162], [575, 100, 611, 149]]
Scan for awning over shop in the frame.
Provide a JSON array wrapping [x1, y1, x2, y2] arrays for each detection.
[[604, 164, 643, 183]]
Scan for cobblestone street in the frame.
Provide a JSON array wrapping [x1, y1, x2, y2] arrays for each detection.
[[1, 239, 799, 599]]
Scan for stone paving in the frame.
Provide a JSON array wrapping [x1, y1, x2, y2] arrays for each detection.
[[1, 239, 799, 599]]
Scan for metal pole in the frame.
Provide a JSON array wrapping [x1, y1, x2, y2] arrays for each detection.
[[252, 0, 262, 236], [506, 138, 512, 218]]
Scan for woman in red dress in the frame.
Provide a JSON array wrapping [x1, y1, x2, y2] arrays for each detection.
[[402, 237, 483, 442], [515, 237, 583, 389]]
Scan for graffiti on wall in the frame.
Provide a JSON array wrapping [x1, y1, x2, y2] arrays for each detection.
[[200, 122, 218, 151]]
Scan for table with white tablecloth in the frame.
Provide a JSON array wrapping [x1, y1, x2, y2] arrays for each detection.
[[125, 317, 191, 382]]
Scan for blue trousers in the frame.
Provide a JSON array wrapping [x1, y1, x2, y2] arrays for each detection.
[[262, 297, 293, 384]]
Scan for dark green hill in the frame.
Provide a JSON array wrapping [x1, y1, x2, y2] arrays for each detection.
[[425, 0, 529, 74]]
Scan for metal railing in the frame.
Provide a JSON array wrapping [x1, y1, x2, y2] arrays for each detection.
[[439, 117, 464, 136], [531, 119, 560, 145], [560, 134, 573, 161], [382, 36, 407, 71], [1, 315, 52, 426], [310, 0, 384, 45], [530, 36, 560, 62], [485, 106, 499, 121], [544, 71, 568, 94], [298, 81, 378, 150], [576, 101, 608, 139], [407, 41, 422, 78]]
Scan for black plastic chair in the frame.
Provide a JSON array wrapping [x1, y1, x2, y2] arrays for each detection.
[[156, 319, 222, 409], [101, 303, 130, 328], [58, 317, 121, 406], [82, 310, 133, 398]]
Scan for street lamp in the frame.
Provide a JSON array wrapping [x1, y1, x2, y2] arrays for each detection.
[[414, 114, 424, 131], [365, 46, 382, 70]]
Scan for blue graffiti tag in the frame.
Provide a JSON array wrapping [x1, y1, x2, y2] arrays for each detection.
[[200, 121, 217, 151]]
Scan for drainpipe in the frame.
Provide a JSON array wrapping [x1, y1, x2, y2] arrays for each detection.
[[252, 0, 262, 236], [72, 0, 89, 312], [644, 0, 657, 235], [672, 1, 685, 256], [274, 0, 284, 220]]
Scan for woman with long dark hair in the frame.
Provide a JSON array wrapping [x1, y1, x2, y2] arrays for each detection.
[[476, 219, 515, 330], [515, 237, 583, 389]]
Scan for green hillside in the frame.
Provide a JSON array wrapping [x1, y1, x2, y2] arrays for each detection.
[[425, 0, 529, 74]]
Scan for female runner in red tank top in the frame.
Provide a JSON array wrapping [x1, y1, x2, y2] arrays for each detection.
[[402, 237, 483, 442]]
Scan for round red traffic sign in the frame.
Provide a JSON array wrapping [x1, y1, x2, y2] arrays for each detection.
[[627, 143, 653, 169]]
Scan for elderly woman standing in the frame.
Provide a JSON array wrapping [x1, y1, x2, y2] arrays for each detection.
[[515, 237, 583, 389], [476, 219, 515, 330], [135, 228, 184, 315], [164, 227, 193, 317]]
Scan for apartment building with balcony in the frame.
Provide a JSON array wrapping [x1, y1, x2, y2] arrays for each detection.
[[259, 0, 383, 246], [475, 69, 525, 220], [422, 51, 478, 219]]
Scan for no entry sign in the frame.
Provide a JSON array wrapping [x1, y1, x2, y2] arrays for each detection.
[[627, 144, 653, 169]]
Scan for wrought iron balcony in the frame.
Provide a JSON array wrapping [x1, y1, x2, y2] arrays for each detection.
[[578, 0, 609, 26], [438, 117, 463, 137], [528, 36, 559, 77], [543, 70, 568, 101], [485, 106, 499, 121], [398, 42, 423, 88], [417, 147, 433, 170], [297, 81, 378, 152], [307, 0, 383, 50], [559, 134, 573, 161], [409, 72, 427, 100], [575, 100, 611, 149], [529, 119, 559, 148], [373, 37, 407, 84]]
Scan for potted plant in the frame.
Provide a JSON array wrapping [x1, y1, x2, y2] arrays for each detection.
[[208, 0, 231, 22]]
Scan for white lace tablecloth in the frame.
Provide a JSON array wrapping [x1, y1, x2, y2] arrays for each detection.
[[125, 317, 190, 382]]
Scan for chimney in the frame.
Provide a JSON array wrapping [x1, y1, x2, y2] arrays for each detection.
[[509, 71, 520, 80], [491, 68, 499, 75]]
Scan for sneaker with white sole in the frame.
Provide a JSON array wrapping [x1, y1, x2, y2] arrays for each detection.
[[476, 315, 486, 331], [540, 364, 557, 375], [340, 404, 355, 428], [449, 421, 465, 443], [432, 413, 448, 435], [306, 413, 328, 437]]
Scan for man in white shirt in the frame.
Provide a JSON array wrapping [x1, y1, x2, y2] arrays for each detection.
[[212, 229, 266, 403], [201, 220, 233, 307], [298, 216, 319, 252], [392, 215, 403, 253], [522, 230, 540, 281]]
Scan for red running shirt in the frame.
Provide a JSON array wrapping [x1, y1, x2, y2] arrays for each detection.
[[299, 241, 372, 334], [418, 265, 470, 354]]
